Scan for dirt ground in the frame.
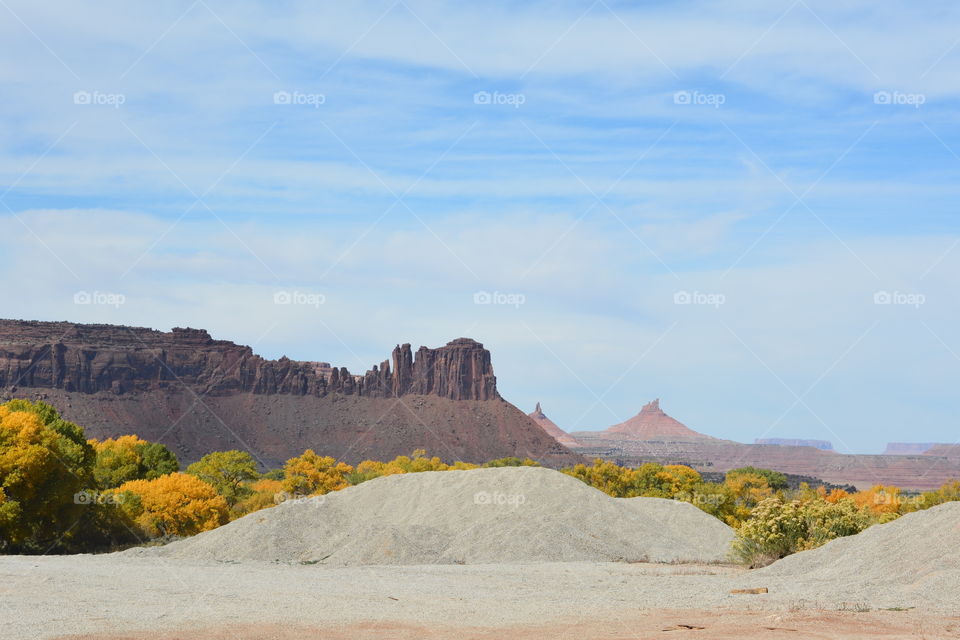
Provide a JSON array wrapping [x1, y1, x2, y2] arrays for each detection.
[[4, 555, 957, 640], [56, 610, 960, 640]]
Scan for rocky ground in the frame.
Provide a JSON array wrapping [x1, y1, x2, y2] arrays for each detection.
[[2, 557, 958, 639], [4, 468, 958, 639]]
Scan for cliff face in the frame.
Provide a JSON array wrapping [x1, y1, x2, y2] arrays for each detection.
[[0, 320, 497, 401], [883, 443, 942, 455], [0, 320, 577, 468], [756, 438, 834, 451]]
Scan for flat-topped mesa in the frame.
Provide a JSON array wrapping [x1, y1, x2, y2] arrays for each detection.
[[756, 438, 834, 451], [0, 320, 499, 401], [883, 443, 943, 455]]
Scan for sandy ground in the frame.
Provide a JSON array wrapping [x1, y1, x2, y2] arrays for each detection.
[[2, 556, 958, 640]]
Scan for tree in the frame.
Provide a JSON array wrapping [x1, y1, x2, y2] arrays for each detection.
[[0, 400, 97, 552], [349, 450, 477, 485], [483, 457, 539, 468], [261, 468, 285, 481], [90, 435, 179, 488], [920, 480, 960, 508], [724, 472, 774, 522], [185, 450, 258, 507], [282, 450, 352, 496], [727, 466, 789, 491], [232, 478, 284, 517], [113, 472, 228, 538], [851, 484, 905, 518]]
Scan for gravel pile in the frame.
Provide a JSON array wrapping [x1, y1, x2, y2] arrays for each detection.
[[139, 466, 734, 565], [754, 501, 960, 594]]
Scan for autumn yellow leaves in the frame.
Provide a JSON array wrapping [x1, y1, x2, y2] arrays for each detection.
[[3, 397, 960, 560]]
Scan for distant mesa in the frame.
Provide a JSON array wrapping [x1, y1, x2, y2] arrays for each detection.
[[528, 402, 581, 447], [599, 399, 716, 441], [756, 438, 834, 451], [883, 443, 945, 455]]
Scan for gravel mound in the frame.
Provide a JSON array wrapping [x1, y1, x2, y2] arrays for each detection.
[[138, 467, 734, 565], [754, 501, 960, 598]]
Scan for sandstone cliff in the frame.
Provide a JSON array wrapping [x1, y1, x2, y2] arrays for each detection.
[[0, 320, 497, 401], [0, 320, 577, 468]]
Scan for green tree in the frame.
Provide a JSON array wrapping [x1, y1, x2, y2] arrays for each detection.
[[185, 450, 259, 507], [727, 466, 789, 491]]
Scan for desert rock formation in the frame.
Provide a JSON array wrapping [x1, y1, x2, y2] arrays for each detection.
[[595, 399, 715, 441], [0, 320, 577, 468], [569, 399, 960, 490], [755, 438, 833, 450], [527, 402, 581, 447]]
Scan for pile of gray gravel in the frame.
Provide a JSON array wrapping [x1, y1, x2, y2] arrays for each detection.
[[135, 466, 734, 565], [754, 501, 960, 593]]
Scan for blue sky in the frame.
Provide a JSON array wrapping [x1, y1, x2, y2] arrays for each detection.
[[2, 1, 959, 453]]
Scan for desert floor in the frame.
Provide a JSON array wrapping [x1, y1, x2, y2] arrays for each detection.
[[2, 556, 957, 640]]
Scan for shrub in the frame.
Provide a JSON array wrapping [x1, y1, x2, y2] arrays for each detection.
[[732, 496, 872, 567]]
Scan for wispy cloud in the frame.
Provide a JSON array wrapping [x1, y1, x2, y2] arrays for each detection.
[[1, 0, 958, 452]]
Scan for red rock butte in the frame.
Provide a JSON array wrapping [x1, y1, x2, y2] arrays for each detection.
[[603, 399, 715, 440], [527, 402, 581, 447], [0, 320, 579, 468]]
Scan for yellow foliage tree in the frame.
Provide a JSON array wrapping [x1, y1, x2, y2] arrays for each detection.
[[232, 478, 283, 517], [282, 450, 353, 496], [851, 484, 898, 515], [0, 400, 96, 551], [114, 472, 228, 538], [351, 450, 479, 484], [562, 459, 703, 499], [90, 435, 179, 488]]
